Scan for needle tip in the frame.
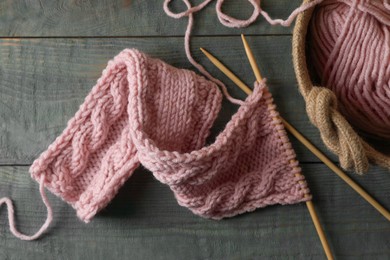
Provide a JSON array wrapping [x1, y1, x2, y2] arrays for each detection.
[[241, 34, 248, 45], [199, 48, 210, 56]]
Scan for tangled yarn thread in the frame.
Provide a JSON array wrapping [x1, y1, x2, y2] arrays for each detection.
[[1, 49, 309, 240], [163, 0, 323, 104], [310, 0, 390, 139]]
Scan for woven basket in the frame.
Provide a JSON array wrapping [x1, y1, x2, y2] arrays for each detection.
[[291, 0, 390, 174]]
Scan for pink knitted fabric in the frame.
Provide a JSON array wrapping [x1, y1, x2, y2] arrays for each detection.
[[29, 49, 222, 222], [2, 49, 309, 240], [129, 79, 310, 219]]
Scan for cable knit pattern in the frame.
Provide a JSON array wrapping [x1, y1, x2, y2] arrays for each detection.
[[29, 49, 222, 222], [129, 78, 310, 219], [25, 49, 309, 226]]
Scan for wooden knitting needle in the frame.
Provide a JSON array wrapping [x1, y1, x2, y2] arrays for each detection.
[[199, 40, 390, 222], [199, 46, 334, 260], [240, 34, 390, 220], [243, 35, 334, 259]]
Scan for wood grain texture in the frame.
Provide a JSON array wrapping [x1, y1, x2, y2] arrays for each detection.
[[0, 1, 389, 259], [0, 36, 343, 165], [0, 164, 389, 259], [0, 0, 302, 37]]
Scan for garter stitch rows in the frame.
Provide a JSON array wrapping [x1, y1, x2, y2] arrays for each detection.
[[129, 80, 310, 219], [29, 49, 222, 222]]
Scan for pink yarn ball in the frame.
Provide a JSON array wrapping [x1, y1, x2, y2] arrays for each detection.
[[310, 0, 390, 139]]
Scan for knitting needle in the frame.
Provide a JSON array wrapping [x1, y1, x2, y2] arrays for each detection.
[[242, 35, 334, 259], [240, 34, 390, 221], [199, 46, 334, 260], [199, 40, 390, 222]]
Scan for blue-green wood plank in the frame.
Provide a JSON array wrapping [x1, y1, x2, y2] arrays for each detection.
[[0, 0, 302, 37], [0, 164, 389, 259]]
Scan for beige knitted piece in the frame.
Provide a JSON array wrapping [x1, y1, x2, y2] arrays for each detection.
[[292, 0, 390, 174]]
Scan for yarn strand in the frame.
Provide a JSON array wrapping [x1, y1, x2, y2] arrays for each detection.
[[0, 175, 52, 240], [164, 0, 245, 105], [163, 0, 325, 99], [260, 0, 323, 26]]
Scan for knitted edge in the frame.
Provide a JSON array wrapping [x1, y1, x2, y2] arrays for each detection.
[[184, 83, 311, 220], [262, 86, 312, 201], [207, 84, 312, 220], [28, 49, 147, 222]]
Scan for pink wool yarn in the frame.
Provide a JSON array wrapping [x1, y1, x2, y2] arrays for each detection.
[[1, 49, 309, 240], [310, 0, 390, 139]]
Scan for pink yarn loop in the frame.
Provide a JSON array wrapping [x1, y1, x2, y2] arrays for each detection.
[[215, 0, 260, 28], [0, 175, 52, 241], [163, 0, 213, 18], [260, 0, 324, 26]]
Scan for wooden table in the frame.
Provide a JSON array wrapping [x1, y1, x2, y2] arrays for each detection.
[[0, 1, 389, 259]]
